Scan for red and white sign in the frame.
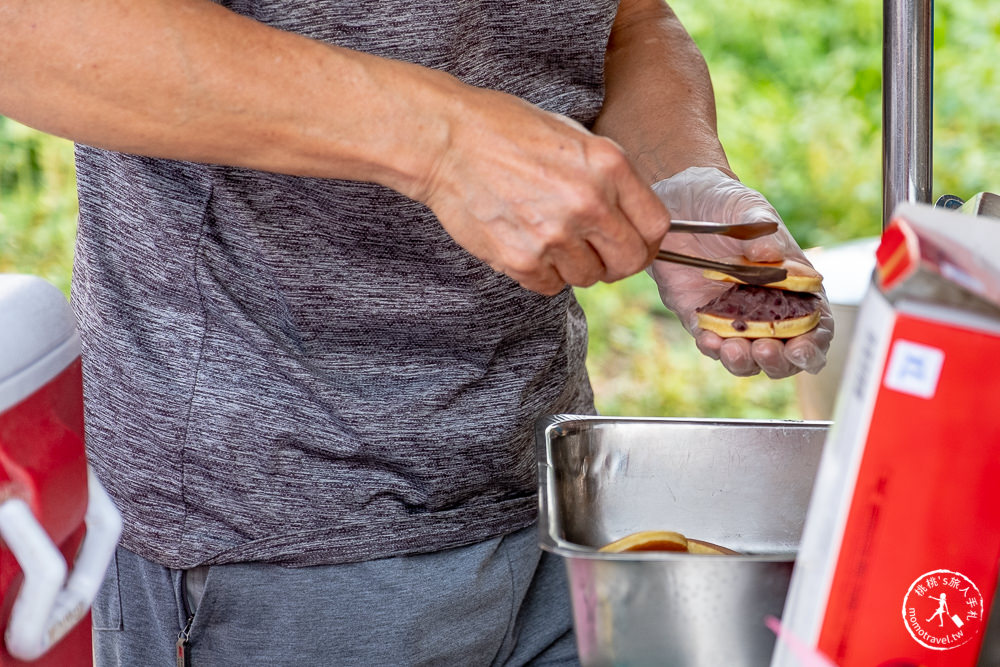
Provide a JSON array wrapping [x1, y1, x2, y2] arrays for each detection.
[[774, 203, 1000, 667]]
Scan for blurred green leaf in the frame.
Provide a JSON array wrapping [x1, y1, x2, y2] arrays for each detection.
[[0, 117, 77, 295]]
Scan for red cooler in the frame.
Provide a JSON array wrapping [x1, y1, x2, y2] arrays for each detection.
[[0, 274, 121, 666]]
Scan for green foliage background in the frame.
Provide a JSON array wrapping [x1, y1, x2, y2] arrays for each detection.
[[0, 118, 77, 294], [2, 0, 998, 419]]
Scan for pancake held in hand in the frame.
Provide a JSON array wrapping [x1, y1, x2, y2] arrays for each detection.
[[696, 284, 822, 339], [702, 257, 823, 293]]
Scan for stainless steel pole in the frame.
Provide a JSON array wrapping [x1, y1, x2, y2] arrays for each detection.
[[882, 0, 934, 227]]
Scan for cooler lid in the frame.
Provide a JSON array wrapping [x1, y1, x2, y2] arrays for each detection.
[[0, 274, 81, 411]]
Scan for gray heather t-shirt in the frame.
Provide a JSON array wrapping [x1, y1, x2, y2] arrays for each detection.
[[73, 0, 615, 569]]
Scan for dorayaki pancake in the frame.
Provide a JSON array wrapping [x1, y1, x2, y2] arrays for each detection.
[[696, 284, 822, 339], [703, 257, 824, 293], [598, 530, 688, 553], [598, 530, 738, 555]]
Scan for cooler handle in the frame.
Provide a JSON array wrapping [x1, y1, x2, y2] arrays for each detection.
[[0, 468, 123, 661]]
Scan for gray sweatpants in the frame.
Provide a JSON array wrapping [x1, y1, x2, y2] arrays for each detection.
[[92, 524, 578, 666]]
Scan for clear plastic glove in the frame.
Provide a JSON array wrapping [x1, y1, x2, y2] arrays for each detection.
[[649, 167, 833, 378]]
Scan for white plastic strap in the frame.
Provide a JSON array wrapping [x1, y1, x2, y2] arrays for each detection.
[[0, 469, 122, 661]]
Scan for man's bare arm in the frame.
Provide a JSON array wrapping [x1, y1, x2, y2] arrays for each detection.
[[0, 0, 670, 294], [0, 0, 453, 193], [594, 0, 732, 183]]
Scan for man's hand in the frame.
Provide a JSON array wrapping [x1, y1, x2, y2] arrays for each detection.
[[415, 87, 671, 295], [649, 167, 833, 378]]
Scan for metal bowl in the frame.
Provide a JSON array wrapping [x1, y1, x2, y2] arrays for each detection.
[[536, 416, 829, 666]]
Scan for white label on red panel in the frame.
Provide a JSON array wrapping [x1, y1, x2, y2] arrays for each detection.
[[884, 339, 945, 399]]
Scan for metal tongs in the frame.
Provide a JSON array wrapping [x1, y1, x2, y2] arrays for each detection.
[[655, 219, 788, 286], [667, 219, 779, 240]]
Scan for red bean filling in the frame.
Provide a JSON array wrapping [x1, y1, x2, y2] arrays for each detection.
[[696, 285, 821, 330]]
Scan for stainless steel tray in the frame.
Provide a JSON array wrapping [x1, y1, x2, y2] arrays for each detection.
[[536, 416, 829, 667]]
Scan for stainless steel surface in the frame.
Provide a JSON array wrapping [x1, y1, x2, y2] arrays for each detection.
[[655, 250, 788, 286], [883, 0, 934, 227], [795, 238, 880, 419], [536, 416, 829, 667], [668, 219, 779, 240], [796, 301, 859, 420]]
